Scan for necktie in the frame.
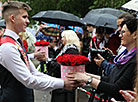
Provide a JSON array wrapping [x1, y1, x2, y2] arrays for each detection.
[[17, 38, 23, 47]]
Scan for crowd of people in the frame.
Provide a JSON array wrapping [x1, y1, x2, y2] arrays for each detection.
[[0, 1, 138, 102]]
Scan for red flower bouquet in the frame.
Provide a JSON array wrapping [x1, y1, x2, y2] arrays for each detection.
[[34, 40, 49, 46], [56, 54, 89, 79], [34, 40, 49, 58], [56, 54, 89, 66]]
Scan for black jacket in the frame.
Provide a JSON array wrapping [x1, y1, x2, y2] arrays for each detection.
[[97, 55, 137, 101], [0, 65, 34, 102]]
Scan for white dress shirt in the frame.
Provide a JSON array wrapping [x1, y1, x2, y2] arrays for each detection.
[[0, 29, 64, 91]]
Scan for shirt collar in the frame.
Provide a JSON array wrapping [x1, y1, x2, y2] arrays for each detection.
[[3, 29, 20, 41]]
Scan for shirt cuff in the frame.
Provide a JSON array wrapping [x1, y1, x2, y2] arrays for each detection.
[[28, 53, 34, 59], [53, 78, 64, 89]]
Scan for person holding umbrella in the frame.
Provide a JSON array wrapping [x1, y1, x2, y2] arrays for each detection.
[[86, 26, 105, 75], [68, 15, 138, 101], [94, 13, 136, 76], [81, 26, 91, 57]]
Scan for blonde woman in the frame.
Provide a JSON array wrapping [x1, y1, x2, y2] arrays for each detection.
[[51, 30, 81, 102], [57, 30, 81, 56]]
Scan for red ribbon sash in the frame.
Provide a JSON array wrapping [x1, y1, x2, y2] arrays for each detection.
[[0, 37, 30, 70]]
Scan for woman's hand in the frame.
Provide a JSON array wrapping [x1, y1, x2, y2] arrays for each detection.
[[103, 47, 114, 57], [67, 72, 90, 83], [120, 90, 137, 102], [111, 90, 137, 102], [94, 54, 105, 67]]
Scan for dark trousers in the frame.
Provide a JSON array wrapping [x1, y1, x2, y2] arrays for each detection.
[[51, 89, 75, 102]]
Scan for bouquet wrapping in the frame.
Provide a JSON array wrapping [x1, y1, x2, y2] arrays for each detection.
[[61, 65, 85, 80], [34, 40, 49, 58], [56, 54, 89, 80], [34, 40, 49, 73]]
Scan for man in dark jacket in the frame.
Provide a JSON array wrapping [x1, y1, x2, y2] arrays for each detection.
[[0, 1, 78, 102]]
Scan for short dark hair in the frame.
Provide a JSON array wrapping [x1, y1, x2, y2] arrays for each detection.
[[96, 26, 104, 35], [105, 27, 114, 35], [86, 24, 95, 27], [82, 26, 88, 32], [122, 17, 137, 34], [118, 12, 132, 19], [118, 12, 137, 28]]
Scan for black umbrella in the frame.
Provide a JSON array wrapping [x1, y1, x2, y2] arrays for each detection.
[[83, 13, 117, 29], [0, 19, 6, 28], [32, 10, 84, 26], [87, 8, 125, 17]]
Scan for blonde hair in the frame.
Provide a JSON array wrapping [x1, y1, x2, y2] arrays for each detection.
[[2, 1, 31, 23], [19, 32, 26, 40], [61, 30, 80, 51]]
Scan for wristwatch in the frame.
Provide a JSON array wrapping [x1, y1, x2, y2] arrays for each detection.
[[86, 77, 93, 84]]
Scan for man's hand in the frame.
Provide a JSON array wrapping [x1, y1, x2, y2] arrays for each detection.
[[64, 73, 84, 90], [94, 54, 104, 67], [64, 78, 77, 90]]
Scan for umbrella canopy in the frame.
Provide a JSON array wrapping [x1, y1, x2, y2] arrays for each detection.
[[121, 0, 138, 12], [0, 19, 6, 28], [32, 10, 84, 26], [83, 13, 117, 29], [41, 27, 60, 37], [87, 8, 125, 17]]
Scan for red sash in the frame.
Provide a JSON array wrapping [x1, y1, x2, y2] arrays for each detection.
[[0, 37, 30, 70]]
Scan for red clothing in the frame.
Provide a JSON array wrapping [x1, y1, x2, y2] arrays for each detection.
[[90, 35, 99, 49], [90, 34, 121, 55], [106, 34, 121, 55]]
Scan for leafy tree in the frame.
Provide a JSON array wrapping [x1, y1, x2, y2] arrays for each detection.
[[1, 0, 130, 24]]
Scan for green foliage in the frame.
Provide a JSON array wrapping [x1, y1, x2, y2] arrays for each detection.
[[1, 0, 129, 25], [89, 0, 129, 9]]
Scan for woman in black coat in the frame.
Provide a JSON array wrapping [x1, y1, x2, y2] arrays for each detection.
[[50, 30, 81, 102], [68, 15, 138, 101]]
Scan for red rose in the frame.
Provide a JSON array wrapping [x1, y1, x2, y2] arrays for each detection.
[[76, 55, 83, 65], [69, 55, 77, 66], [34, 40, 49, 46], [56, 54, 89, 66]]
